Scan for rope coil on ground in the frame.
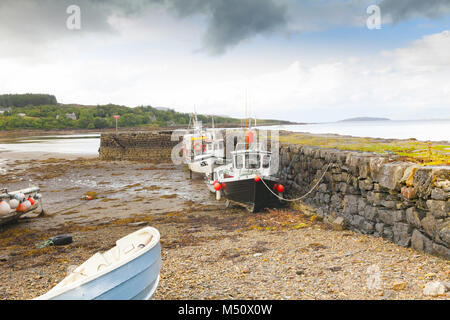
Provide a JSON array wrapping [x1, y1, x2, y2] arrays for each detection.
[[260, 163, 333, 202]]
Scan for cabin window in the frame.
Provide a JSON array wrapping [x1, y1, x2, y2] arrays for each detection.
[[245, 154, 260, 169], [235, 155, 243, 169], [262, 155, 271, 168]]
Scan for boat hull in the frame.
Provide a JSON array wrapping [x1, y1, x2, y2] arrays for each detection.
[[38, 242, 161, 300], [222, 178, 281, 212]]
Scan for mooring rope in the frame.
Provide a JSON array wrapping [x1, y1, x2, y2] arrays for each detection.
[[260, 163, 333, 202]]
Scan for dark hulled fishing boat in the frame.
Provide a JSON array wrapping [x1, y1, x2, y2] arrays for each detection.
[[210, 144, 284, 212]]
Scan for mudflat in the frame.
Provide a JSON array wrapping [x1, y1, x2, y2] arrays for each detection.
[[0, 152, 448, 300]]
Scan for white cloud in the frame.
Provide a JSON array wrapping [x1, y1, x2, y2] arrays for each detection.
[[382, 30, 450, 72], [1, 21, 449, 122]]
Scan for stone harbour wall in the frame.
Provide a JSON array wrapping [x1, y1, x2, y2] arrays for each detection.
[[99, 131, 179, 161], [279, 145, 450, 260]]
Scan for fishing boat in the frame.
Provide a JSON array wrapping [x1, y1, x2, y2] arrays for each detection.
[[209, 143, 285, 212], [0, 186, 43, 225], [35, 226, 161, 300], [182, 113, 226, 176]]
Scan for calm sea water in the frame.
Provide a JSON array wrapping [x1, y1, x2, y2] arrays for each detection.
[[0, 133, 100, 155], [0, 120, 448, 156], [264, 119, 450, 143]]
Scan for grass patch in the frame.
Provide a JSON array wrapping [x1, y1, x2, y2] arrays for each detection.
[[279, 132, 450, 166]]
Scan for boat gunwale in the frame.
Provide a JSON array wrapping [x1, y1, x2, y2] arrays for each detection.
[[36, 226, 161, 300]]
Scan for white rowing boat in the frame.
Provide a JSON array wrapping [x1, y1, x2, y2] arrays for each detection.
[[35, 226, 161, 300]]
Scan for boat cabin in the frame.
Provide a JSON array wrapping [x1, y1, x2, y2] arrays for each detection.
[[214, 144, 274, 182]]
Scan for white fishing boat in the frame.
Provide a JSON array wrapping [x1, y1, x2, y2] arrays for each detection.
[[35, 227, 161, 300], [182, 113, 226, 176]]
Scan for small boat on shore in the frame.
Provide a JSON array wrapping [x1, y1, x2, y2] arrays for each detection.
[[35, 226, 161, 300], [210, 143, 284, 212], [0, 186, 43, 225]]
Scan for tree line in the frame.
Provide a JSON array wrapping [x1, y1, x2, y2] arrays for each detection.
[[0, 94, 57, 108], [0, 96, 240, 130], [0, 94, 292, 130]]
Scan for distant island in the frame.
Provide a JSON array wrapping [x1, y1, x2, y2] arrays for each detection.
[[339, 117, 391, 122]]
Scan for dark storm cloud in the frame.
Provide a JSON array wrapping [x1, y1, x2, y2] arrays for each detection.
[[162, 0, 288, 54], [0, 0, 287, 55], [101, 0, 288, 55], [380, 0, 450, 22]]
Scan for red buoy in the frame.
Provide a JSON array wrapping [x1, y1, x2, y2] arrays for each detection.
[[273, 183, 278, 190], [245, 130, 255, 144], [214, 183, 222, 191], [277, 184, 285, 193], [221, 183, 226, 190], [27, 197, 35, 206], [254, 175, 261, 182]]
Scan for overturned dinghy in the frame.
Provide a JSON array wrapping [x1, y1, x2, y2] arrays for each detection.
[[36, 227, 161, 300]]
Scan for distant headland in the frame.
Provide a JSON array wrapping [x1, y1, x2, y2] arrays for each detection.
[[339, 117, 391, 122]]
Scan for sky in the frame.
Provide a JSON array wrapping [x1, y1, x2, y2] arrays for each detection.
[[0, 0, 450, 122]]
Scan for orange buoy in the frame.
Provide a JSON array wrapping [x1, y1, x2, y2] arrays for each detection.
[[214, 183, 222, 191], [16, 202, 27, 212], [245, 131, 254, 143], [254, 175, 261, 182]]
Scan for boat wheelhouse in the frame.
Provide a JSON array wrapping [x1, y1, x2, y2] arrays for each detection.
[[182, 127, 226, 175]]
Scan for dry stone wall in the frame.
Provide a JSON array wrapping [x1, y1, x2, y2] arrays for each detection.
[[279, 145, 450, 260], [99, 131, 179, 161]]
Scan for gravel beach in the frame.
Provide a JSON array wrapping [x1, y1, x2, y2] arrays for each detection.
[[0, 153, 448, 300]]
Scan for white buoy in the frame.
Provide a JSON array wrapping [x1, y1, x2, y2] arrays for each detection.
[[8, 199, 19, 209], [14, 193, 26, 201], [24, 200, 31, 210], [216, 190, 221, 200], [0, 200, 11, 215]]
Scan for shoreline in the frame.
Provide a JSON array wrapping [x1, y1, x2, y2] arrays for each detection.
[[0, 153, 448, 300]]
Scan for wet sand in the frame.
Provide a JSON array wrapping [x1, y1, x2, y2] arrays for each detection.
[[0, 152, 448, 300]]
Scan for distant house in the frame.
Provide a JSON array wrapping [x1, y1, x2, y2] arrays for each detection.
[[0, 107, 11, 114], [65, 113, 77, 120], [17, 113, 26, 117]]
